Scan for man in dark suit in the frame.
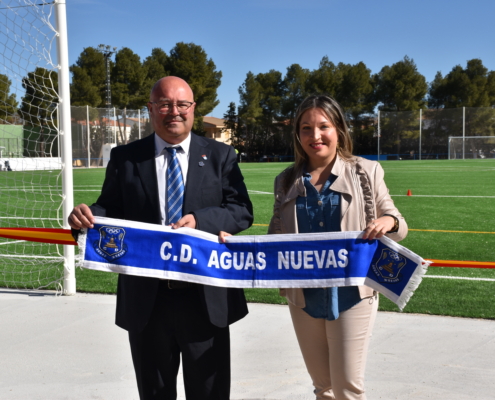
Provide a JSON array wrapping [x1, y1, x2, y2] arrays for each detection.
[[68, 76, 253, 400]]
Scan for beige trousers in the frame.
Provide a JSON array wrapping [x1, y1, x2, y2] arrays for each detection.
[[289, 294, 378, 400]]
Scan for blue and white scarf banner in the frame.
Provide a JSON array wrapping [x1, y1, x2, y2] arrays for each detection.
[[76, 217, 430, 310]]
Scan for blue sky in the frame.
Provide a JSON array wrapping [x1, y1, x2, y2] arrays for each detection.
[[66, 0, 495, 117]]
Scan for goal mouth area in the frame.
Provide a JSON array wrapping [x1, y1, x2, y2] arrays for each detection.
[[448, 136, 495, 160]]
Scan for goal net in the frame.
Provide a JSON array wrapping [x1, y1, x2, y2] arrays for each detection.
[[0, 0, 74, 291], [448, 136, 495, 160]]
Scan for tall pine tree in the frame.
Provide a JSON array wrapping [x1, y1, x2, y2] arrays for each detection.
[[165, 42, 222, 134], [374, 56, 427, 111], [111, 47, 147, 109], [0, 74, 18, 123]]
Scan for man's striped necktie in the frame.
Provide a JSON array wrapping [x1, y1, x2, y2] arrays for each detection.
[[165, 146, 184, 224]]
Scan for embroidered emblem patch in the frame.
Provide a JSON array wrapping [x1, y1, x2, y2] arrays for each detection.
[[94, 226, 127, 261], [371, 248, 407, 284]]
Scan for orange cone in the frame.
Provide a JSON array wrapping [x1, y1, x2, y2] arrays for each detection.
[[407, 190, 412, 196]]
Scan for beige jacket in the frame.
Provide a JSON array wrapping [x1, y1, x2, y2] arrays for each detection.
[[267, 156, 408, 308]]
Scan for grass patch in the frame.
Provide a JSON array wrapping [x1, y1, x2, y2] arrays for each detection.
[[378, 277, 495, 319], [2, 159, 495, 319], [244, 288, 287, 305], [76, 267, 119, 294]]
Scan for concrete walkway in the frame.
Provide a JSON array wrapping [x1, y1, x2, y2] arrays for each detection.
[[0, 288, 494, 400]]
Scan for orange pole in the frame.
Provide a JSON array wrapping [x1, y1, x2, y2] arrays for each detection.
[[0, 227, 77, 245], [428, 259, 495, 269]]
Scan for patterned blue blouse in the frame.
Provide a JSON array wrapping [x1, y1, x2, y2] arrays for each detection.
[[296, 171, 362, 321]]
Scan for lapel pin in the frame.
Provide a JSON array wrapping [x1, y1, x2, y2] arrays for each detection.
[[199, 161, 205, 167], [202, 155, 208, 160]]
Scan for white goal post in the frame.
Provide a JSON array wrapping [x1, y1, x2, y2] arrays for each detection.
[[448, 136, 495, 160], [0, 0, 75, 294]]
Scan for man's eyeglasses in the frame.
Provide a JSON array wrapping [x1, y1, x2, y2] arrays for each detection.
[[149, 101, 195, 115]]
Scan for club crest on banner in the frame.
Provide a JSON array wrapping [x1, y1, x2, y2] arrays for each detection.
[[94, 226, 127, 261], [371, 248, 407, 284]]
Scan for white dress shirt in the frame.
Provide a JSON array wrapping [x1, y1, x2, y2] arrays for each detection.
[[154, 132, 191, 225]]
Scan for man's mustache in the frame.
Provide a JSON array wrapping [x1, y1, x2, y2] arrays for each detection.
[[163, 117, 184, 123]]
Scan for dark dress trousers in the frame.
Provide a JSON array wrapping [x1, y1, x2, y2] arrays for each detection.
[[90, 133, 253, 399]]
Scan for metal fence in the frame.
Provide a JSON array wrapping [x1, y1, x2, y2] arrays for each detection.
[[69, 105, 495, 166], [376, 107, 495, 160], [70, 106, 153, 167]]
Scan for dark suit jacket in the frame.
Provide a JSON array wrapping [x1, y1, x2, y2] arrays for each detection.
[[90, 133, 253, 333]]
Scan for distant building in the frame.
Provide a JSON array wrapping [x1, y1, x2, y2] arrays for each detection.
[[126, 117, 148, 134], [203, 117, 231, 144], [72, 118, 132, 143], [72, 113, 233, 145]]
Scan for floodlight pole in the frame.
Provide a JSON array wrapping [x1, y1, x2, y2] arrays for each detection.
[[462, 107, 465, 159], [55, 0, 75, 295], [377, 110, 381, 160], [419, 109, 422, 160], [86, 105, 90, 167], [97, 44, 116, 144]]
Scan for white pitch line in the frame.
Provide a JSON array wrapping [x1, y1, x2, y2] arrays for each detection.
[[425, 275, 495, 282], [3, 189, 493, 198], [1, 189, 61, 192], [391, 195, 495, 198], [242, 168, 289, 172], [0, 240, 25, 245], [0, 254, 64, 260], [248, 190, 273, 195], [386, 168, 495, 172], [248, 192, 495, 198], [0, 217, 60, 220]]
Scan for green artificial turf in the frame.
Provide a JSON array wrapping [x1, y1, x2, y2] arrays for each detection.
[[2, 160, 495, 319]]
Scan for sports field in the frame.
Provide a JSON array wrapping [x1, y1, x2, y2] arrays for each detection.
[[2, 159, 495, 318]]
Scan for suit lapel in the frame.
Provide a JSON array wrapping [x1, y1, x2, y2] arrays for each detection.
[[184, 133, 210, 208], [135, 134, 161, 221]]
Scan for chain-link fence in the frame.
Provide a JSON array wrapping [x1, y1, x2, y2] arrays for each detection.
[[69, 105, 495, 166], [376, 107, 495, 160], [70, 106, 153, 167]]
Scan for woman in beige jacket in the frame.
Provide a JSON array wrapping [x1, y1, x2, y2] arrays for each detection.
[[267, 95, 408, 400]]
